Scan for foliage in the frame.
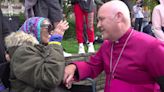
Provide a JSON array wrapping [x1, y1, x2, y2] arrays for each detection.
[[63, 0, 73, 19], [143, 0, 158, 11], [63, 17, 76, 39], [18, 13, 25, 26], [62, 38, 101, 53], [131, 0, 158, 11]]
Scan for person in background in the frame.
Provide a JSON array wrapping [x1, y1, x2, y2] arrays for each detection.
[[143, 21, 155, 37], [133, 0, 144, 31], [0, 7, 10, 91], [152, 0, 164, 41], [5, 17, 69, 92], [142, 6, 150, 31], [64, 1, 164, 92], [25, 0, 63, 27], [71, 0, 95, 54], [0, 8, 10, 64]]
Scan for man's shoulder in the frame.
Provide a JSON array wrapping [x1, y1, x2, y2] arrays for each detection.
[[133, 31, 159, 45]]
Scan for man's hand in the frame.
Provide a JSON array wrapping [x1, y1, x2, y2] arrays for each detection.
[[63, 64, 77, 89], [52, 20, 69, 36]]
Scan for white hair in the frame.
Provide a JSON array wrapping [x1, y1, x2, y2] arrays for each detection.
[[5, 31, 39, 49]]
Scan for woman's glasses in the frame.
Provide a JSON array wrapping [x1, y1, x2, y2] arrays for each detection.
[[41, 24, 54, 34]]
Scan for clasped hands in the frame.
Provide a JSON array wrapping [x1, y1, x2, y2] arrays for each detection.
[[63, 64, 77, 89]]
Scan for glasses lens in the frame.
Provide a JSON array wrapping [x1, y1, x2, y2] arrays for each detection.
[[48, 25, 53, 33], [41, 24, 53, 33]]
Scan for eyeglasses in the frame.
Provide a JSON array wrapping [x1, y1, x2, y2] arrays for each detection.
[[41, 24, 53, 34]]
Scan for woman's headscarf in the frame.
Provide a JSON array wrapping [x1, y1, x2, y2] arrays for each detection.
[[19, 17, 45, 42]]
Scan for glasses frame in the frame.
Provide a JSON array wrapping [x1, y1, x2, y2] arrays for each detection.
[[40, 23, 53, 34]]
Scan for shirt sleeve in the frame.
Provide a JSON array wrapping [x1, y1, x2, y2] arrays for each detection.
[[133, 5, 139, 14], [146, 39, 164, 79], [152, 6, 164, 41], [73, 43, 105, 80]]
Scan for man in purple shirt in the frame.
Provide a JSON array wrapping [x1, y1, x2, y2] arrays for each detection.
[[64, 1, 164, 92]]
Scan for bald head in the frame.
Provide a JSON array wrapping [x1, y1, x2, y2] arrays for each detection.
[[97, 0, 131, 41], [99, 0, 130, 25]]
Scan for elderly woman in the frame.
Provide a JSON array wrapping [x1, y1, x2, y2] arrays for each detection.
[[5, 17, 69, 92], [152, 0, 164, 41]]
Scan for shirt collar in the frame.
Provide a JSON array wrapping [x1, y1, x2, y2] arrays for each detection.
[[113, 27, 133, 44]]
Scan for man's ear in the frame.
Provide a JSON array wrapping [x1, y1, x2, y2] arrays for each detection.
[[115, 12, 123, 23]]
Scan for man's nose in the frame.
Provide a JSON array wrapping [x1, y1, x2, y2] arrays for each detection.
[[97, 21, 101, 28]]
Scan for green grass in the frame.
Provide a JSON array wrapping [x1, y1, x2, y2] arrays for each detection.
[[62, 38, 101, 53]]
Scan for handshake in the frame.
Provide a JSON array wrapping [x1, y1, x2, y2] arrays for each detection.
[[63, 64, 77, 89]]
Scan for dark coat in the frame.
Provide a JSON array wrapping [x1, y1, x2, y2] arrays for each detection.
[[10, 44, 69, 92], [0, 9, 10, 64], [0, 8, 10, 89]]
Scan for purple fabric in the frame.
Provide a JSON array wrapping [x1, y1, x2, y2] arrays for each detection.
[[74, 28, 164, 92], [0, 84, 5, 91], [19, 17, 45, 42], [49, 34, 63, 42]]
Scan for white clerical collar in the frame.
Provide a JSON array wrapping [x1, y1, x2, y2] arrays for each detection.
[[114, 41, 119, 44]]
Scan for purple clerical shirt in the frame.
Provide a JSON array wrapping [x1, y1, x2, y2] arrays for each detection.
[[74, 28, 164, 92]]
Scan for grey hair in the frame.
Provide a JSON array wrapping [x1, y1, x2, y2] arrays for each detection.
[[5, 31, 39, 49]]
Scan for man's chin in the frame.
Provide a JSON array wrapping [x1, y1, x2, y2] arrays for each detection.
[[102, 35, 112, 41], [102, 36, 108, 40]]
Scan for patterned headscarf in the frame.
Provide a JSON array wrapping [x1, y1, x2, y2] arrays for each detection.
[[19, 17, 45, 42]]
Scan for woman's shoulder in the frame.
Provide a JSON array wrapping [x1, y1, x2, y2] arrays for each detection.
[[154, 5, 163, 11], [13, 44, 43, 56], [11, 44, 47, 64]]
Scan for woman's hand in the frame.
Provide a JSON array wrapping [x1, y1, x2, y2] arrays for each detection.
[[52, 20, 69, 36]]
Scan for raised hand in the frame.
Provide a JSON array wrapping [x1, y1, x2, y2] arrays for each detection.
[[53, 20, 69, 36]]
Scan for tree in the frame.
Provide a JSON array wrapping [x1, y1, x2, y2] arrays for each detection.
[[144, 0, 158, 10], [131, 0, 158, 11]]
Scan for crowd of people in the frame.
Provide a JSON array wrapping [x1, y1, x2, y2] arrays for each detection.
[[0, 0, 164, 92]]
